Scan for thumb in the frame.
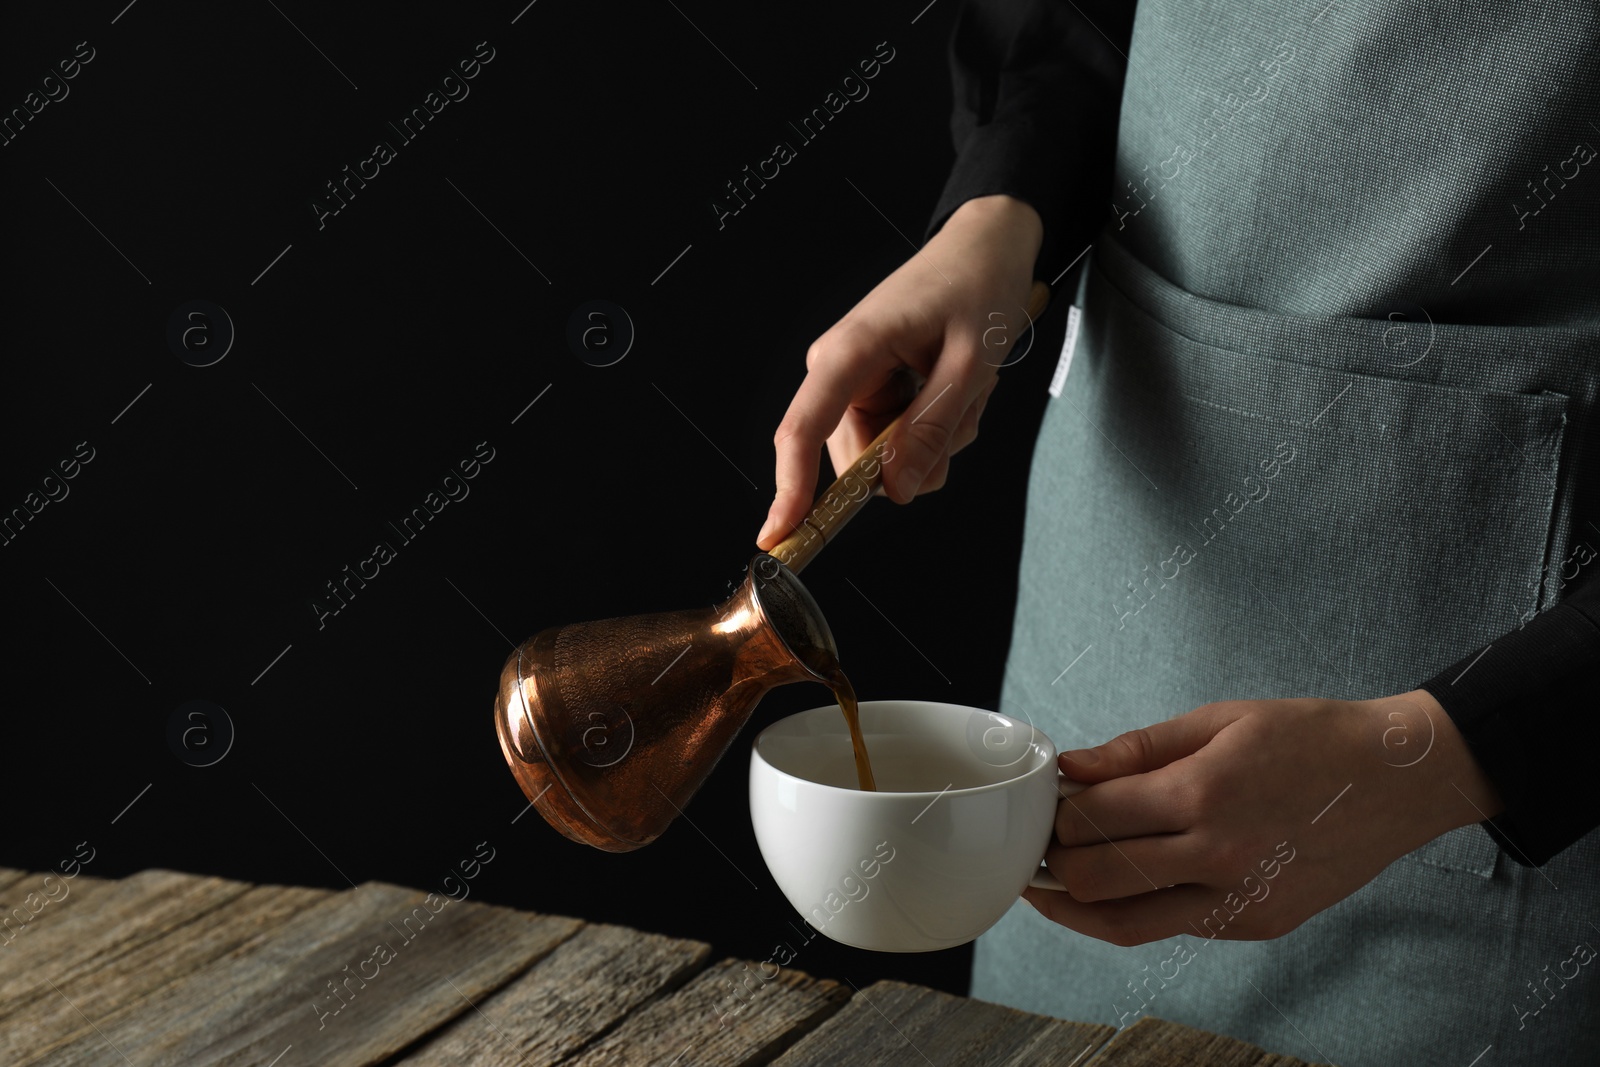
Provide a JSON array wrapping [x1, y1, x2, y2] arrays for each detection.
[[1059, 705, 1236, 783]]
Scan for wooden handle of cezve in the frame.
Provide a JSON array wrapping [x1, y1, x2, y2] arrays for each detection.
[[769, 279, 1052, 575]]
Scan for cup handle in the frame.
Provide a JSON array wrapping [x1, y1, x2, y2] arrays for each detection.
[[1028, 866, 1067, 892], [1028, 773, 1088, 893]]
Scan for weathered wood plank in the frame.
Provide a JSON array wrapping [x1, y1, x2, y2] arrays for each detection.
[[6, 867, 1314, 1067], [563, 957, 850, 1067], [0, 867, 35, 894], [770, 980, 1114, 1067], [39, 880, 583, 1067], [1, 868, 252, 1028], [395, 922, 712, 1066], [1, 870, 116, 983], [5, 881, 332, 1064], [1083, 1017, 1325, 1066], [0, 870, 113, 931]]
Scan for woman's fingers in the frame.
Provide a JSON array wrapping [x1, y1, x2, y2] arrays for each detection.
[[848, 382, 986, 501], [917, 453, 952, 494], [1054, 771, 1196, 847], [948, 386, 989, 457], [822, 374, 913, 489], [819, 376, 985, 507], [881, 344, 993, 503], [1060, 705, 1238, 784], [759, 326, 900, 549], [1021, 881, 1250, 946], [898, 374, 994, 495], [758, 196, 1043, 544], [1042, 834, 1211, 903]]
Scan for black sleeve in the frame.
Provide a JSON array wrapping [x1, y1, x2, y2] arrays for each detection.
[[1419, 558, 1600, 866], [925, 0, 1136, 272]]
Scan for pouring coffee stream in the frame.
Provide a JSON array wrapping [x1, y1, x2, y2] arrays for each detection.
[[494, 281, 1052, 851]]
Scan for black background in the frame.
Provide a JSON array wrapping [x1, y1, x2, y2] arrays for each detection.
[[1, 0, 1072, 998]]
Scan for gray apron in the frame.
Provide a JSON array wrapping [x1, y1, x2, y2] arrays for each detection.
[[972, 1, 1600, 1063]]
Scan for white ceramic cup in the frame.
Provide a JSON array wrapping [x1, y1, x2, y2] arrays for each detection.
[[749, 699, 1082, 953]]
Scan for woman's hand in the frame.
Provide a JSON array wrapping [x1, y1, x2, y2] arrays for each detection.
[[755, 194, 1043, 549], [1023, 690, 1504, 946]]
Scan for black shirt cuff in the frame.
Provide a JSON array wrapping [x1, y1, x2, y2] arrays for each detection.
[[1419, 579, 1600, 866]]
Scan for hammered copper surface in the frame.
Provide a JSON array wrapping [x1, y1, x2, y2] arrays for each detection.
[[495, 554, 838, 851]]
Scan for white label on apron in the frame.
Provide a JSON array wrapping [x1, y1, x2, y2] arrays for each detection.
[[1048, 305, 1082, 398]]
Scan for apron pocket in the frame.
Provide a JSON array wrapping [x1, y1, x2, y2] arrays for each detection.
[[1054, 232, 1568, 819]]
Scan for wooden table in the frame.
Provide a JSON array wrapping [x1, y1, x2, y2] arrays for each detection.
[[0, 867, 1321, 1066]]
